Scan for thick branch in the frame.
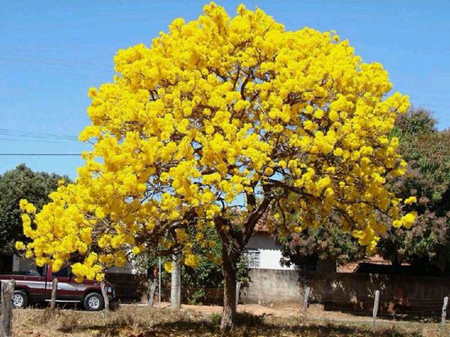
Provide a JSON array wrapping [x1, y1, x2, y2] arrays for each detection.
[[242, 197, 271, 245]]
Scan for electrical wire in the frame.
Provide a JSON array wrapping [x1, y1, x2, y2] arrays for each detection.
[[0, 128, 79, 143], [0, 153, 82, 156]]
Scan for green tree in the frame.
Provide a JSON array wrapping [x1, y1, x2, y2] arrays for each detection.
[[279, 222, 365, 269], [0, 164, 68, 255], [134, 226, 249, 305], [282, 109, 450, 274], [379, 109, 450, 272]]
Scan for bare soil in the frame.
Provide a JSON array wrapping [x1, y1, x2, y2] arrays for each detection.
[[10, 303, 448, 337]]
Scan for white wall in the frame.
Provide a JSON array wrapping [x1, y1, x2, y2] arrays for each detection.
[[246, 232, 296, 270], [259, 248, 296, 270]]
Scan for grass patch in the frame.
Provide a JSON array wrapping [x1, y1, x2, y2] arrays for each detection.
[[12, 306, 448, 337]]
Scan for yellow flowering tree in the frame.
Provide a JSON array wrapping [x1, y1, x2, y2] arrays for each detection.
[[18, 3, 416, 331]]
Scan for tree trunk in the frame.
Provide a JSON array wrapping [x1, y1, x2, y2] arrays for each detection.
[[220, 248, 238, 333], [148, 279, 157, 307], [170, 255, 181, 310]]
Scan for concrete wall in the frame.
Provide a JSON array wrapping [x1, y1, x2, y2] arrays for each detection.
[[304, 271, 450, 315], [106, 272, 147, 302], [241, 268, 303, 304], [241, 267, 450, 316]]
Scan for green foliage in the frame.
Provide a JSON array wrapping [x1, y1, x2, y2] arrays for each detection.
[[279, 222, 365, 268], [181, 233, 223, 304], [208, 312, 222, 326], [133, 227, 249, 304], [281, 109, 450, 274], [0, 164, 69, 255], [392, 108, 437, 137], [379, 109, 450, 273]]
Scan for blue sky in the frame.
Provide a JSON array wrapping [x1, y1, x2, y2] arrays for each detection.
[[1, 0, 449, 178]]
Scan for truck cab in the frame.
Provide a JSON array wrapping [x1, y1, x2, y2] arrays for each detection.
[[0, 264, 115, 311]]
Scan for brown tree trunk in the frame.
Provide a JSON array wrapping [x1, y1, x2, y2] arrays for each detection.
[[220, 246, 238, 333], [216, 197, 270, 333]]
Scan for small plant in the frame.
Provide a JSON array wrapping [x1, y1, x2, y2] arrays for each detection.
[[188, 289, 206, 305], [208, 313, 222, 326]]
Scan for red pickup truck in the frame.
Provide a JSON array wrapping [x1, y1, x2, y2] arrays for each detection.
[[0, 264, 115, 311]]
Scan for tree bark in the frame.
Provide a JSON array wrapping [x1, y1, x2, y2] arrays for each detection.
[[148, 279, 157, 307], [216, 197, 270, 333], [220, 246, 238, 333], [170, 255, 181, 310]]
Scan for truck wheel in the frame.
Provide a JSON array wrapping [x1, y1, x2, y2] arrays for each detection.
[[84, 293, 104, 311], [12, 290, 28, 308]]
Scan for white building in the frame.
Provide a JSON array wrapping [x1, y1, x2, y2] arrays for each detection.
[[245, 231, 296, 270]]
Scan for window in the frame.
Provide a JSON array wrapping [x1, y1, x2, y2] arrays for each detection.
[[25, 265, 46, 277], [37, 265, 46, 276], [244, 249, 260, 268], [52, 265, 72, 278]]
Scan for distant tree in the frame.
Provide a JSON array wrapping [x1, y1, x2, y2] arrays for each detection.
[[279, 222, 365, 269], [378, 109, 450, 273], [282, 109, 450, 272], [0, 164, 68, 255], [393, 107, 436, 136]]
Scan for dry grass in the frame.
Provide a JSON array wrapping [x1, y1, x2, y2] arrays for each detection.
[[11, 306, 449, 337]]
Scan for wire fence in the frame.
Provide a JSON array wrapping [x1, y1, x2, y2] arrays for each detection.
[[300, 285, 449, 328]]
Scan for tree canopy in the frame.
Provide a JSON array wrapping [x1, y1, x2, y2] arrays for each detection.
[[18, 3, 415, 330], [0, 164, 67, 255], [280, 109, 450, 273], [378, 109, 450, 273], [279, 222, 364, 268]]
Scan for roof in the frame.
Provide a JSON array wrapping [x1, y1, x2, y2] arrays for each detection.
[[254, 211, 273, 232], [337, 255, 411, 273]]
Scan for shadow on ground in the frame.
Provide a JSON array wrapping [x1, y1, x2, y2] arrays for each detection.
[[54, 311, 422, 337]]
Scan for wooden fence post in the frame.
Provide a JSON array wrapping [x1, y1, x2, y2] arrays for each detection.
[[50, 278, 58, 310], [372, 290, 380, 330], [0, 280, 15, 337], [100, 281, 110, 313], [441, 296, 448, 326], [303, 286, 310, 317]]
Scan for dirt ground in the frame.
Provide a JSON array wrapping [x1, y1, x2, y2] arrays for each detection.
[[133, 301, 414, 323], [10, 303, 448, 337]]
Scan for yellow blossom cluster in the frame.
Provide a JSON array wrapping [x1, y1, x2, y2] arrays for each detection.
[[17, 2, 415, 280]]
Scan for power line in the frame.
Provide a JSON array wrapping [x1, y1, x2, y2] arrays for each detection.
[[0, 153, 82, 156], [0, 128, 79, 144], [0, 137, 65, 144]]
